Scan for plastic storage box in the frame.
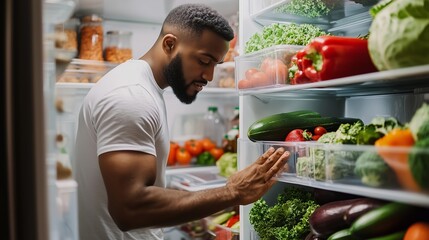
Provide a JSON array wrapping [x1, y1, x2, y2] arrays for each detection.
[[235, 45, 303, 91], [239, 139, 429, 203]]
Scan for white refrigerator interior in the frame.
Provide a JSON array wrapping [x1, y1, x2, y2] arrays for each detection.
[[237, 0, 429, 240]]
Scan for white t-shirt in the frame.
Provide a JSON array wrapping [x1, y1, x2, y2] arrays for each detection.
[[75, 60, 169, 240]]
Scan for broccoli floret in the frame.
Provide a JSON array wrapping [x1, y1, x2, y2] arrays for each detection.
[[357, 116, 403, 145], [334, 121, 364, 144], [354, 151, 397, 187], [249, 188, 319, 240]]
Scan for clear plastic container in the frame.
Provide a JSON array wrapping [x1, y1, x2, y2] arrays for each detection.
[[55, 18, 79, 61], [203, 106, 226, 147], [239, 139, 429, 206], [235, 45, 303, 90], [104, 30, 133, 63], [79, 14, 104, 61]]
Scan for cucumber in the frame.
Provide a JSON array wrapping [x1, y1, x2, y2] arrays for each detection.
[[248, 115, 362, 142], [327, 228, 358, 240], [367, 231, 406, 240], [350, 202, 418, 239], [247, 110, 321, 141]]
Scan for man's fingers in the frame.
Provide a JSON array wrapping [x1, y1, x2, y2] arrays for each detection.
[[264, 151, 290, 182], [255, 147, 276, 165], [260, 147, 286, 171]]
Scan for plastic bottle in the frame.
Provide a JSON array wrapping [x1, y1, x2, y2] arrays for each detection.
[[203, 106, 226, 147]]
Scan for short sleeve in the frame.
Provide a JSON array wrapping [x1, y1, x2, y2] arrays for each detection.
[[92, 87, 161, 157]]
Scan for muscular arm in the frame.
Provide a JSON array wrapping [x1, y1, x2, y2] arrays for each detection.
[[99, 147, 289, 231]]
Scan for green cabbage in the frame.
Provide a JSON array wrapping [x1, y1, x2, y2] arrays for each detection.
[[368, 0, 429, 70]]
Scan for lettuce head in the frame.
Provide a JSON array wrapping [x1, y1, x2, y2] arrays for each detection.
[[368, 0, 429, 70]]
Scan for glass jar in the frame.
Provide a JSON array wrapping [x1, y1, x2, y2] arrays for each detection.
[[104, 31, 133, 63], [79, 14, 103, 61]]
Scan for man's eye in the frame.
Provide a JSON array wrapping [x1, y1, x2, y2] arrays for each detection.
[[199, 59, 210, 65]]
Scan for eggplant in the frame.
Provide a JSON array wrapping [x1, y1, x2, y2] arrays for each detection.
[[343, 198, 386, 225], [310, 198, 365, 237]]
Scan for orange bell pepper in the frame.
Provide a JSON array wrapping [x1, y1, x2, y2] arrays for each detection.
[[375, 129, 419, 191]]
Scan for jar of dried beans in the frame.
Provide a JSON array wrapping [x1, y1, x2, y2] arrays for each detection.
[[79, 14, 103, 61], [104, 30, 133, 63]]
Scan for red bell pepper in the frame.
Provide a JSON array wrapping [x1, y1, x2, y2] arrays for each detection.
[[291, 36, 377, 83]]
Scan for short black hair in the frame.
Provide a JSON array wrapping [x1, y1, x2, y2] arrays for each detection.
[[162, 4, 234, 41]]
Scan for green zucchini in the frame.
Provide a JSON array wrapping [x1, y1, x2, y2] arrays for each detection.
[[367, 231, 406, 240], [248, 115, 362, 142], [328, 228, 359, 240], [350, 202, 418, 239]]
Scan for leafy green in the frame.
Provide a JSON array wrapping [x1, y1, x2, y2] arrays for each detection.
[[409, 103, 429, 141], [368, 0, 429, 70], [357, 116, 403, 145], [249, 187, 319, 240], [274, 0, 331, 18], [244, 23, 328, 54], [408, 137, 429, 191], [369, 0, 395, 17], [216, 152, 237, 178], [354, 151, 397, 187]]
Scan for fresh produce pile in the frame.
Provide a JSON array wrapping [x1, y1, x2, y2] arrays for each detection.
[[247, 103, 429, 192], [216, 152, 238, 178], [237, 56, 289, 89], [306, 197, 429, 240], [167, 138, 225, 166], [249, 187, 319, 240], [247, 110, 362, 142], [274, 0, 333, 18], [244, 23, 328, 54]]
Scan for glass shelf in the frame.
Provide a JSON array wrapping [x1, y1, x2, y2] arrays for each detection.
[[237, 64, 429, 98], [239, 139, 429, 207]]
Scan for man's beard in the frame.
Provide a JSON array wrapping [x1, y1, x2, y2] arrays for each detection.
[[163, 54, 197, 104]]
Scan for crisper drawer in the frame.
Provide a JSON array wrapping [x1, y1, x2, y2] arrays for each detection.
[[235, 45, 303, 91], [238, 139, 429, 206]]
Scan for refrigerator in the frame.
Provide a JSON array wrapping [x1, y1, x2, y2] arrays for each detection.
[[4, 0, 239, 240], [3, 0, 428, 240], [236, 0, 429, 240]]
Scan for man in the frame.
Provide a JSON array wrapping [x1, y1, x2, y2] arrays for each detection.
[[75, 4, 290, 240]]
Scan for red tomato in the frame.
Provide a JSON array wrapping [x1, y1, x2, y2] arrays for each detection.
[[249, 71, 271, 87], [260, 57, 274, 73], [245, 68, 260, 80], [263, 59, 288, 84], [184, 139, 203, 156], [285, 129, 312, 142], [176, 147, 192, 165], [209, 147, 224, 160], [167, 141, 179, 166], [199, 138, 216, 151], [314, 126, 327, 136], [312, 135, 321, 141], [237, 79, 252, 89]]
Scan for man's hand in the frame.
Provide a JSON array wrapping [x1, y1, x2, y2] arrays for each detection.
[[225, 147, 290, 205]]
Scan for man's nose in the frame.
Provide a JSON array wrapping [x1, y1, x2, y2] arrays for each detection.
[[202, 66, 215, 81]]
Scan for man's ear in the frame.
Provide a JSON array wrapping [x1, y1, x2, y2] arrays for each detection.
[[162, 34, 177, 55]]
